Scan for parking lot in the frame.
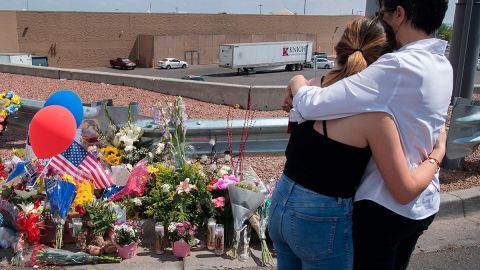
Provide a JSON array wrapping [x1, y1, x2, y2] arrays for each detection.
[[83, 64, 331, 86], [84, 63, 480, 87]]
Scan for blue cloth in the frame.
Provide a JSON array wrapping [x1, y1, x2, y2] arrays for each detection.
[[268, 174, 353, 270]]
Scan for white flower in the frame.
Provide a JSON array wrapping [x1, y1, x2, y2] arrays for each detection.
[[14, 189, 38, 199], [155, 143, 165, 154], [224, 154, 231, 162], [168, 223, 176, 232], [124, 145, 135, 152], [198, 170, 206, 178], [161, 184, 171, 193], [209, 138, 216, 147], [148, 152, 153, 158], [209, 164, 217, 172], [131, 198, 142, 206], [200, 155, 208, 163]]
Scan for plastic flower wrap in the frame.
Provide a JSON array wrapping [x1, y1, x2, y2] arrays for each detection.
[[0, 91, 22, 135], [44, 178, 77, 248], [228, 182, 266, 260], [108, 159, 151, 201], [11, 244, 121, 267]]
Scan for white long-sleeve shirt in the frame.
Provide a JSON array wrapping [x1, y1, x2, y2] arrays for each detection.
[[292, 38, 453, 219]]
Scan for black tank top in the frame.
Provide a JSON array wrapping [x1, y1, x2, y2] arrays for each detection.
[[283, 120, 372, 198]]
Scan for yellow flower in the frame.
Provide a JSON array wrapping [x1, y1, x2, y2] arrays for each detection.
[[147, 165, 159, 174], [11, 95, 20, 104], [3, 99, 10, 106], [0, 110, 7, 118], [61, 173, 76, 185], [0, 93, 4, 99], [100, 145, 122, 166]]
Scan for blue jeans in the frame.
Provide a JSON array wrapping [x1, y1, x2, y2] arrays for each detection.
[[268, 174, 353, 270]]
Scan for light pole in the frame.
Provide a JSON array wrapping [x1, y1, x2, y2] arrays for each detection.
[[258, 4, 263, 15], [304, 0, 306, 15]]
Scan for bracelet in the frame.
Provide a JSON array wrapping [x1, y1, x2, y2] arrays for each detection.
[[426, 156, 441, 167]]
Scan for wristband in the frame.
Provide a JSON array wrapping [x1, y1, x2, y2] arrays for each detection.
[[426, 157, 441, 167]]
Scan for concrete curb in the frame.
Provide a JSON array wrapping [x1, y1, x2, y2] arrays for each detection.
[[437, 187, 480, 219]]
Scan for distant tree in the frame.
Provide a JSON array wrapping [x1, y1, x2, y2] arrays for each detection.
[[436, 23, 453, 42]]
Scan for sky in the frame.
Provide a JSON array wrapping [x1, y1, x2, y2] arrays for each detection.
[[0, 0, 456, 24]]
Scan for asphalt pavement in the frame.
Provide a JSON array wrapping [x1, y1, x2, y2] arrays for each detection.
[[83, 64, 480, 87]]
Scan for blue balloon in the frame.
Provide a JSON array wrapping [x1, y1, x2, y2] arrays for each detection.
[[44, 90, 83, 128]]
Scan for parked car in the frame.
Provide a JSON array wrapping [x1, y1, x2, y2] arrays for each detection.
[[314, 57, 335, 69], [110, 58, 136, 70], [181, 75, 205, 81], [158, 58, 188, 69], [312, 51, 328, 60]]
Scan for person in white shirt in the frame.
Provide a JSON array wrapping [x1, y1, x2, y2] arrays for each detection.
[[283, 0, 451, 269]]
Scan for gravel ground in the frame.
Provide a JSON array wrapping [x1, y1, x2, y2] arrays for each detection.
[[0, 72, 479, 192]]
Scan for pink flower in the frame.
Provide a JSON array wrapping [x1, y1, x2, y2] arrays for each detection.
[[214, 174, 240, 190], [176, 178, 197, 194], [0, 116, 5, 122], [212, 196, 225, 209]]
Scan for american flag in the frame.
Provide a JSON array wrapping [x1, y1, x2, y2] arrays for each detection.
[[48, 141, 112, 189]]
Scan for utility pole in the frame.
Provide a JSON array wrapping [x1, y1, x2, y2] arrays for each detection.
[[258, 4, 263, 15], [304, 0, 306, 15]]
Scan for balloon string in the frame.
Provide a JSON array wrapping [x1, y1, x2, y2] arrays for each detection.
[[32, 158, 52, 187]]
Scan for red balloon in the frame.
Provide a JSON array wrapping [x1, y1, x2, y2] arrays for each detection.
[[29, 105, 76, 159]]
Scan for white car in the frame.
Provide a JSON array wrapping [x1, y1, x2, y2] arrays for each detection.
[[158, 58, 188, 69], [315, 58, 335, 69]]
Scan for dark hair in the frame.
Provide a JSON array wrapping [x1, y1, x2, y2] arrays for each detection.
[[322, 18, 393, 87], [378, 0, 448, 34]]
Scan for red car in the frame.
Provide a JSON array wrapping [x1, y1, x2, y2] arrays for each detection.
[[110, 58, 136, 70]]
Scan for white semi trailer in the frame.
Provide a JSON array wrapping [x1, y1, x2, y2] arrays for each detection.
[[219, 41, 313, 73]]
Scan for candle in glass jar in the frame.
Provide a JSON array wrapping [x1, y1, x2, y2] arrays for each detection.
[[214, 224, 224, 256], [154, 222, 165, 255], [207, 218, 216, 250]]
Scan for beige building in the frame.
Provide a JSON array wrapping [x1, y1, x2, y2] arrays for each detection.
[[0, 11, 359, 68]]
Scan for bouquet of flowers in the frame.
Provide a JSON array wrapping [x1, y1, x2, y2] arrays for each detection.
[[167, 220, 197, 245], [228, 181, 266, 261], [11, 244, 121, 267], [112, 220, 142, 246], [152, 96, 188, 167], [143, 162, 215, 229], [0, 91, 22, 135], [15, 201, 45, 245], [44, 177, 77, 248]]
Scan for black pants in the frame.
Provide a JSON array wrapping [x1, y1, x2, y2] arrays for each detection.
[[353, 200, 435, 270]]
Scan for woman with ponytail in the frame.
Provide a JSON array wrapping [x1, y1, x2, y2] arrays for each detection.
[[268, 16, 447, 270], [282, 1, 451, 269]]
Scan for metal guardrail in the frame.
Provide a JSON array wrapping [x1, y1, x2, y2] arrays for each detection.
[[9, 99, 290, 156]]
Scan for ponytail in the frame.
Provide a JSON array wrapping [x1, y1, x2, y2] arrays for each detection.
[[321, 17, 392, 87]]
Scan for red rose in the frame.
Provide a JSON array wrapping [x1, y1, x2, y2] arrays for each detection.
[[75, 205, 87, 217]]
